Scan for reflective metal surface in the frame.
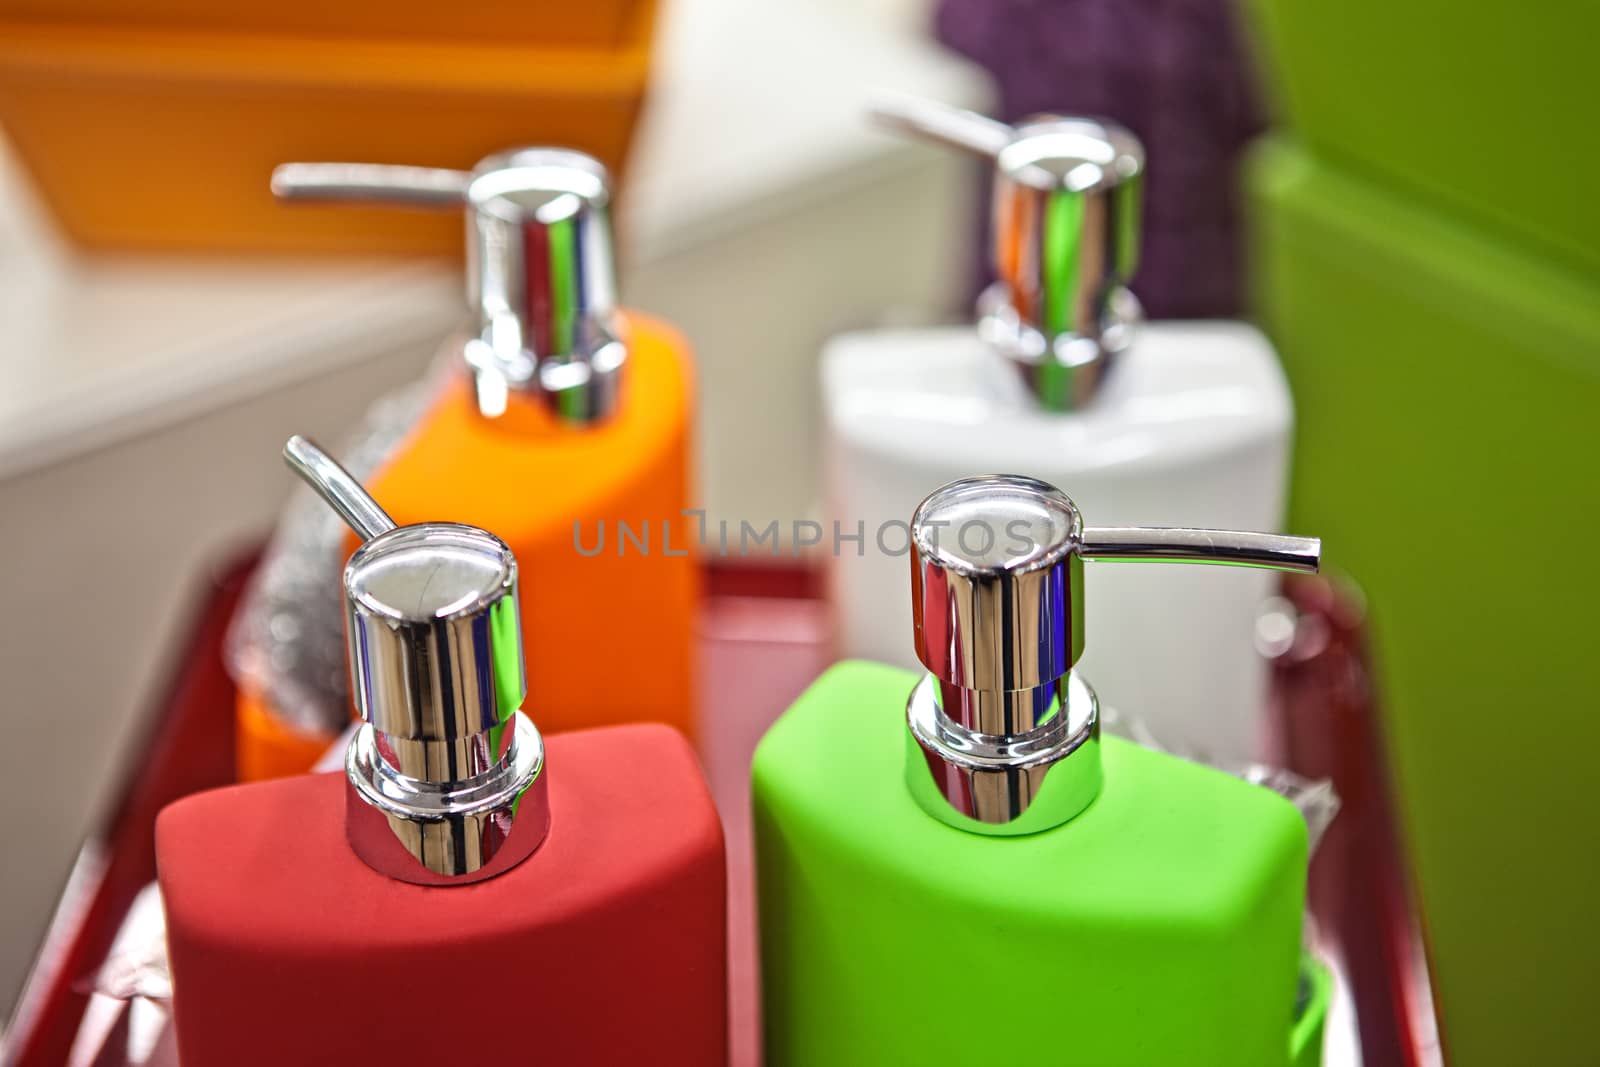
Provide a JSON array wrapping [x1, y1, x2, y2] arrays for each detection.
[[344, 523, 524, 781], [347, 712, 549, 886], [271, 163, 471, 206], [284, 437, 548, 883], [282, 433, 398, 542], [910, 474, 1085, 706], [906, 474, 1321, 833], [1083, 527, 1322, 571], [869, 88, 1011, 158], [272, 148, 625, 423], [871, 94, 1144, 411], [906, 672, 1101, 834]]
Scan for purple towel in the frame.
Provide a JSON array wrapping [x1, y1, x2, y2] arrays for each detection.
[[936, 0, 1267, 318]]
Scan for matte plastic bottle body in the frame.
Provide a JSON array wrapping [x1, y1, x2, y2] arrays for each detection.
[[822, 323, 1290, 762], [159, 724, 727, 1067], [362, 312, 697, 736], [235, 311, 697, 777], [752, 662, 1308, 1067]]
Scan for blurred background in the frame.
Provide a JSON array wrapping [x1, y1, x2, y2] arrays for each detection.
[[0, 0, 1593, 1064]]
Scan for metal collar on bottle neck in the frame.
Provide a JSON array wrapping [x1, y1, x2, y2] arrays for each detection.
[[283, 436, 550, 885], [906, 475, 1321, 835], [872, 93, 1145, 412], [272, 148, 625, 424]]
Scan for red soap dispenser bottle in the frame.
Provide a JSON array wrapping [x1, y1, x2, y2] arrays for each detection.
[[157, 437, 727, 1067]]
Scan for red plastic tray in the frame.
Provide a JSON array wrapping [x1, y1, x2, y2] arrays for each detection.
[[1, 559, 1433, 1066]]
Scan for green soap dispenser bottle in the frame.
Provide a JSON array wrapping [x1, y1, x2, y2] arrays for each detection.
[[752, 475, 1324, 1066]]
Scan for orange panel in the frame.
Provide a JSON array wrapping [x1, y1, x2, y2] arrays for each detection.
[[0, 18, 655, 253]]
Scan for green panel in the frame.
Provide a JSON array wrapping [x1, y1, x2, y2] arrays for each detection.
[[1243, 0, 1600, 278], [1249, 139, 1600, 1066], [753, 661, 1308, 1067]]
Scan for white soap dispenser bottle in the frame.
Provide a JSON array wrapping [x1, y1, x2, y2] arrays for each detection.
[[822, 94, 1292, 762]]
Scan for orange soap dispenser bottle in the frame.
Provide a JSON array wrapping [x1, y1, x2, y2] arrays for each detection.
[[238, 148, 697, 778]]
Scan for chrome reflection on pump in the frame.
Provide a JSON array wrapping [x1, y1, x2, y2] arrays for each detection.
[[283, 435, 549, 884], [871, 92, 1145, 412], [272, 149, 624, 424], [906, 475, 1320, 835]]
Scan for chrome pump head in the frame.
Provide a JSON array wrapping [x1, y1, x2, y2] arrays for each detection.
[[283, 435, 549, 884], [906, 475, 1321, 835], [871, 92, 1145, 411], [272, 150, 624, 423]]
